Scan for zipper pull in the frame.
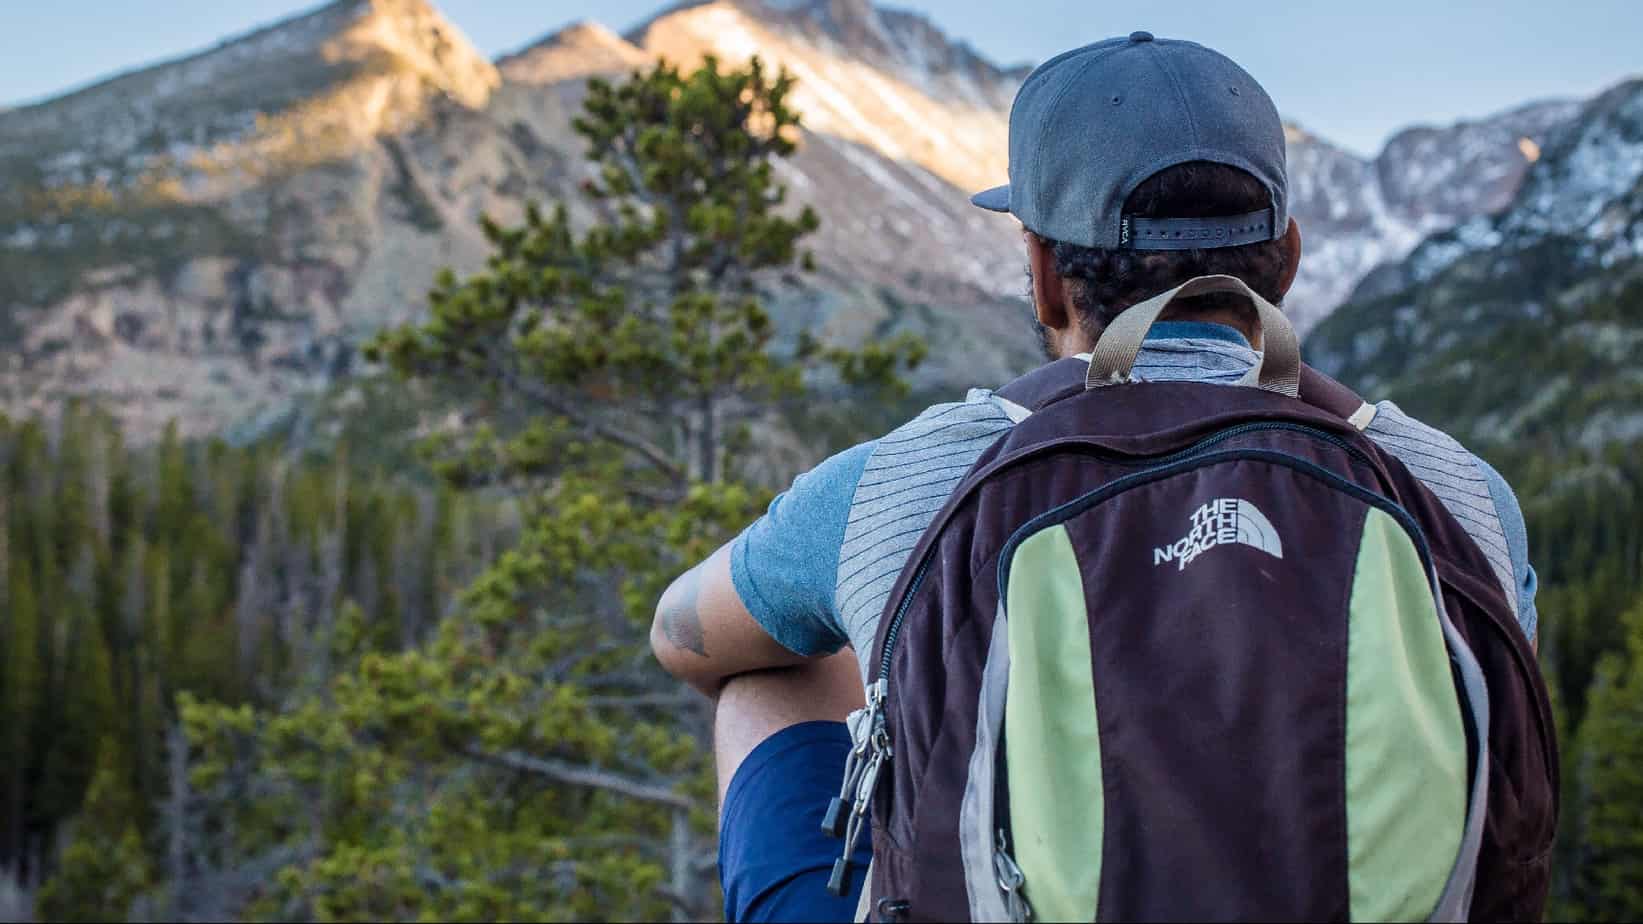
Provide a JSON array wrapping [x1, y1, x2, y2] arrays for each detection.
[[823, 681, 886, 839], [855, 731, 891, 812], [829, 738, 888, 895], [823, 738, 865, 838], [827, 684, 892, 896], [995, 829, 1033, 923], [866, 677, 887, 711]]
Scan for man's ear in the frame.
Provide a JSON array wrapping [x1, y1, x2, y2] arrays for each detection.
[[1026, 231, 1073, 332], [1276, 218, 1302, 300]]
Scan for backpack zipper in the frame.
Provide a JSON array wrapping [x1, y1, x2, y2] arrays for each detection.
[[995, 446, 1438, 601], [995, 828, 1033, 922], [880, 420, 1371, 683]]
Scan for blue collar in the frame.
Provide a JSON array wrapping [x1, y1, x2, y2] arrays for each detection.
[[1143, 321, 1252, 348]]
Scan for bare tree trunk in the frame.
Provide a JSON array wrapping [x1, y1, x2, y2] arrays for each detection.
[[237, 464, 285, 682], [123, 539, 151, 805], [0, 465, 9, 602], [313, 463, 347, 681], [85, 422, 111, 549], [697, 395, 717, 484], [395, 491, 436, 645], [0, 483, 14, 872], [165, 724, 190, 899], [669, 807, 691, 924]]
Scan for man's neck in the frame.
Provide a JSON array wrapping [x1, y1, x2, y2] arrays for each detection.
[[1158, 305, 1259, 345], [1056, 307, 1260, 359]]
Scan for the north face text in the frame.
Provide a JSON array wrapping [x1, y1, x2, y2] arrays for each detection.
[[1153, 497, 1284, 570]]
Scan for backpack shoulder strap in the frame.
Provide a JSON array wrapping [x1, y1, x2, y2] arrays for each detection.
[[1298, 363, 1378, 431], [992, 357, 1095, 417], [994, 355, 1377, 430]]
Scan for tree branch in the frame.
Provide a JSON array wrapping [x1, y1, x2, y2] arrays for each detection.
[[463, 748, 693, 810], [494, 362, 686, 482], [655, 886, 698, 917]]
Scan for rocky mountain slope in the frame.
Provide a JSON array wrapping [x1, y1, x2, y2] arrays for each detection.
[[1307, 77, 1643, 454], [0, 0, 514, 432], [1284, 97, 1580, 330], [0, 0, 1587, 436]]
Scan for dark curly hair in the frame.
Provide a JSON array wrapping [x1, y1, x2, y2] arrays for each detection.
[[1039, 161, 1291, 340]]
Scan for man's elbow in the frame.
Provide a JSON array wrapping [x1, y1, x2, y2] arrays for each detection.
[[648, 609, 680, 675], [649, 599, 715, 694]]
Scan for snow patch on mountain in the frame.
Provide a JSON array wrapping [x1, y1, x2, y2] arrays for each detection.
[[1505, 83, 1643, 238], [1363, 81, 1643, 295], [1281, 100, 1577, 329]]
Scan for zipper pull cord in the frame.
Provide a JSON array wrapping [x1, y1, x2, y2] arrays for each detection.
[[823, 680, 885, 839], [995, 829, 1033, 923], [828, 694, 891, 897], [829, 735, 889, 895], [823, 725, 869, 837]]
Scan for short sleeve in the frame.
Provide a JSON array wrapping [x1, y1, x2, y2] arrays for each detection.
[[1475, 455, 1540, 644], [731, 441, 877, 656]]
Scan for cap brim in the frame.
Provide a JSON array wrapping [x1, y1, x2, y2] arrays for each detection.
[[969, 184, 1011, 212]]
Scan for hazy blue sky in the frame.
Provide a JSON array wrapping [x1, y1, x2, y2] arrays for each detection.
[[3, 0, 1639, 155]]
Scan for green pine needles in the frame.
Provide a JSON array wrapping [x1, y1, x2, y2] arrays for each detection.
[[50, 56, 924, 921]]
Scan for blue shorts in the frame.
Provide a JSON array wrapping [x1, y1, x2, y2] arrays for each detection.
[[720, 721, 874, 922]]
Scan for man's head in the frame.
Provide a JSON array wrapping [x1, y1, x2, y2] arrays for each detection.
[[1024, 162, 1302, 359], [972, 33, 1303, 359]]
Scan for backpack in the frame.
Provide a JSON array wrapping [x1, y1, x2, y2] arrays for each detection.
[[822, 276, 1558, 922]]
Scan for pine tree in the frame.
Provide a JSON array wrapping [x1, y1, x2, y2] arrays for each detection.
[[1569, 600, 1643, 919], [5, 404, 511, 908], [34, 741, 154, 922], [172, 56, 919, 920]]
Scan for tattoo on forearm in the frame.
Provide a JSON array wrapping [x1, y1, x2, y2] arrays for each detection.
[[660, 564, 709, 658]]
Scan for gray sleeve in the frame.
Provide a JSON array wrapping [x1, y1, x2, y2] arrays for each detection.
[[1364, 402, 1530, 640], [1473, 455, 1539, 645]]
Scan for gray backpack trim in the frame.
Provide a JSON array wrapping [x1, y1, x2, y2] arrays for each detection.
[[958, 603, 1016, 922]]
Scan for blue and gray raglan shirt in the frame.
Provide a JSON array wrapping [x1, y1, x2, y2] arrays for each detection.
[[731, 322, 1539, 679]]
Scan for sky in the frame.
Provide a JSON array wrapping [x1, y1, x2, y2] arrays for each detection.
[[2, 0, 1639, 156]]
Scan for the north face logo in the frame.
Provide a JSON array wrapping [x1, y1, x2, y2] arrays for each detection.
[[1152, 497, 1284, 571]]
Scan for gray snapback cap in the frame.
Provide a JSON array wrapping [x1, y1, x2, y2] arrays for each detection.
[[972, 31, 1288, 251]]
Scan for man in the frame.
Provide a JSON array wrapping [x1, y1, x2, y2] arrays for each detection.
[[652, 32, 1538, 922]]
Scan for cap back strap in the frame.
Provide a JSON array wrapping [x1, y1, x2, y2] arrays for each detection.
[[1121, 208, 1275, 251]]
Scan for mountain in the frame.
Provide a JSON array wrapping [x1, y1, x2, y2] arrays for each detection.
[[0, 0, 1588, 437], [0, 0, 513, 432], [1307, 77, 1643, 453], [1283, 98, 1581, 331], [1308, 80, 1643, 924]]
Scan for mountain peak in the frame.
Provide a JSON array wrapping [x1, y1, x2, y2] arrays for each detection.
[[0, 0, 498, 177], [330, 0, 499, 108], [498, 20, 649, 85], [629, 0, 1012, 86], [1499, 77, 1643, 241], [624, 0, 1015, 193], [5, 0, 497, 117], [802, 0, 880, 37]]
